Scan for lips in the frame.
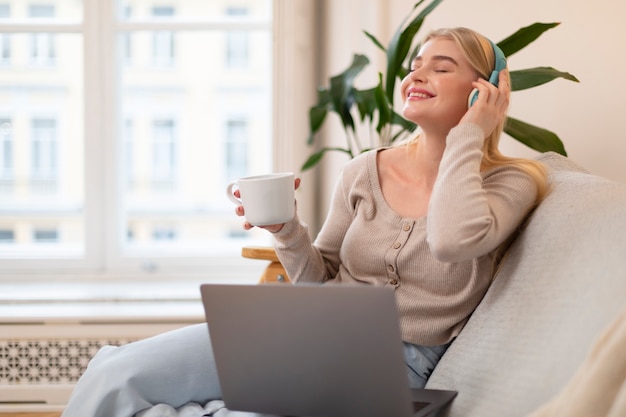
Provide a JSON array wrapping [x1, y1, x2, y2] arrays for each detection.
[[406, 87, 434, 100]]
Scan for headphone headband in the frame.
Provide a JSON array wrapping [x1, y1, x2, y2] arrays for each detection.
[[488, 40, 507, 86], [468, 38, 507, 108]]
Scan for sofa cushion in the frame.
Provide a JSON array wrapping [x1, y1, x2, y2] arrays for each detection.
[[426, 152, 626, 417]]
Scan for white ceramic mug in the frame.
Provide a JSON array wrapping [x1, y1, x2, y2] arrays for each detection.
[[226, 172, 295, 226]]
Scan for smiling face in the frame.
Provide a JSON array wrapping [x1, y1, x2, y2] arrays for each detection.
[[400, 37, 479, 135]]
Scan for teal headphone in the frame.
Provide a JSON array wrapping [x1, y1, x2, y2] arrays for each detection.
[[468, 39, 507, 107]]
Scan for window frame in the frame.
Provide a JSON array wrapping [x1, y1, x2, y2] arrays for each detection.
[[0, 0, 318, 282]]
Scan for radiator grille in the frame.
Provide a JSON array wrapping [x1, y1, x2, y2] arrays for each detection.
[[0, 318, 201, 411], [0, 339, 135, 385]]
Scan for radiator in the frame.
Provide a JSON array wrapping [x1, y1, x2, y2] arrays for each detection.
[[0, 319, 202, 413]]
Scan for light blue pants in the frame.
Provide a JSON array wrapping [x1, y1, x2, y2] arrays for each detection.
[[61, 323, 448, 417], [402, 341, 450, 389]]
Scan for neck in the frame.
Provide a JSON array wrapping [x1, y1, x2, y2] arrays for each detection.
[[409, 131, 447, 186]]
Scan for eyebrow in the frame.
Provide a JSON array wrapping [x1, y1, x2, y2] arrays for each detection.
[[413, 55, 459, 66]]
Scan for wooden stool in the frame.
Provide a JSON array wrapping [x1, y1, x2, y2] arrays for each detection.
[[241, 246, 291, 284]]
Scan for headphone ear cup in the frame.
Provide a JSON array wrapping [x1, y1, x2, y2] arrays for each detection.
[[468, 39, 506, 109], [467, 88, 479, 108]]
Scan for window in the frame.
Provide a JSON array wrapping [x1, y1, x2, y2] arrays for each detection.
[[30, 118, 58, 194], [0, 0, 314, 281], [152, 226, 176, 241], [29, 4, 56, 66], [0, 229, 14, 243], [226, 7, 249, 69], [0, 5, 10, 65], [224, 118, 248, 181], [33, 228, 58, 243], [151, 6, 174, 67], [151, 118, 176, 185], [0, 118, 13, 180], [121, 6, 132, 66], [31, 118, 58, 179]]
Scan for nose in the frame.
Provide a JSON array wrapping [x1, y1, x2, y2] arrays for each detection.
[[409, 66, 426, 82]]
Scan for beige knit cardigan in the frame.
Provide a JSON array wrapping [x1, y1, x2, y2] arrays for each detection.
[[273, 124, 538, 346]]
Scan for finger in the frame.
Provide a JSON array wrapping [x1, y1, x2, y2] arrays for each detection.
[[471, 79, 492, 105], [295, 177, 301, 190], [234, 189, 241, 198], [500, 69, 510, 88], [235, 205, 245, 216], [243, 221, 253, 230], [499, 70, 511, 99], [495, 73, 510, 110], [476, 78, 506, 107]]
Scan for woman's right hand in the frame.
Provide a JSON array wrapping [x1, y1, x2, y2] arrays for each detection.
[[235, 177, 301, 233]]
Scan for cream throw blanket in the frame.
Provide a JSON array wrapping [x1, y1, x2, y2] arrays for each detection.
[[527, 306, 626, 417]]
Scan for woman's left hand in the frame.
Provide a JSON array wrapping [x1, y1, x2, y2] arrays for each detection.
[[460, 69, 510, 137]]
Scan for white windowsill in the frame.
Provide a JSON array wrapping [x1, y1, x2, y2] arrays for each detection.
[[0, 273, 263, 324]]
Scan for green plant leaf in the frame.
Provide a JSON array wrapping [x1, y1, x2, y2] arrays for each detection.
[[504, 116, 567, 156], [301, 147, 354, 172], [385, 0, 444, 101], [374, 73, 392, 134], [497, 22, 560, 57], [315, 86, 332, 106], [354, 88, 377, 123], [307, 88, 332, 145], [363, 30, 386, 53], [510, 67, 580, 91], [308, 105, 328, 145], [329, 54, 370, 132]]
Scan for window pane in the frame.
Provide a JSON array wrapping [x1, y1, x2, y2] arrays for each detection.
[[118, 0, 271, 21], [120, 28, 272, 256], [0, 33, 84, 258], [0, 2, 82, 22], [33, 228, 59, 243], [226, 7, 249, 69], [29, 4, 55, 18], [225, 119, 248, 181], [0, 229, 14, 242]]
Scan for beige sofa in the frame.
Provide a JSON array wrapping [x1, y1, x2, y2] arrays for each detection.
[[425, 152, 626, 416], [140, 152, 626, 416]]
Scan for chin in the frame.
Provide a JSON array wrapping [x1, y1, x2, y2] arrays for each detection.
[[400, 106, 423, 125]]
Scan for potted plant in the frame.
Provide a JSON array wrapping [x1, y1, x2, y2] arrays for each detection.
[[302, 0, 579, 171]]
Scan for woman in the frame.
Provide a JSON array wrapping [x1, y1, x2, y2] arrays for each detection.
[[61, 27, 546, 416]]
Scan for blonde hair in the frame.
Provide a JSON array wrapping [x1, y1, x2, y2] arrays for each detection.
[[415, 27, 549, 203]]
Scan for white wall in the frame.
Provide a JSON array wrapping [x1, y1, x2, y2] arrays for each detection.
[[313, 0, 626, 228]]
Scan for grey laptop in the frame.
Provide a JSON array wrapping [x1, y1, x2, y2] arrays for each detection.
[[200, 283, 457, 417]]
